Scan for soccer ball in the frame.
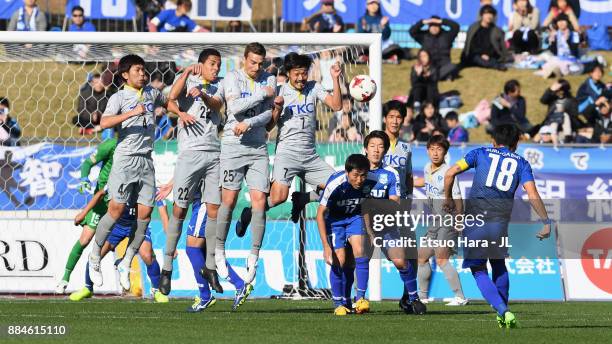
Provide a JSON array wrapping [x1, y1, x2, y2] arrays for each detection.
[[349, 75, 377, 102]]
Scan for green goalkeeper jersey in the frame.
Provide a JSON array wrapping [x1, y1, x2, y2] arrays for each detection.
[[81, 138, 117, 193]]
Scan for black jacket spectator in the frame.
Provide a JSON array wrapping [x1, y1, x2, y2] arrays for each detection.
[[408, 50, 439, 107], [539, 80, 579, 141], [461, 5, 511, 70], [489, 80, 532, 134], [72, 75, 108, 130], [304, 0, 344, 33], [409, 16, 459, 80], [548, 14, 580, 58], [0, 98, 22, 147], [576, 65, 610, 113], [412, 102, 445, 142]]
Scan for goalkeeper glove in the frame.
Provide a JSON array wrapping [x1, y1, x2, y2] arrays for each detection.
[[79, 177, 92, 194]]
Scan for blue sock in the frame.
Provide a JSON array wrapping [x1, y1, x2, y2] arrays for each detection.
[[186, 246, 211, 301], [330, 265, 345, 307], [355, 257, 369, 300], [399, 260, 418, 301], [146, 258, 161, 290], [85, 262, 93, 292], [227, 263, 245, 290], [343, 266, 355, 304], [491, 259, 510, 305], [471, 267, 508, 316]]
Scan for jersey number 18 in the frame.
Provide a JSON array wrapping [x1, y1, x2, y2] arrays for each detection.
[[485, 153, 518, 192]]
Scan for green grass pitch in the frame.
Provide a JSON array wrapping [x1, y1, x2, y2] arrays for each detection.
[[1, 299, 611, 343]]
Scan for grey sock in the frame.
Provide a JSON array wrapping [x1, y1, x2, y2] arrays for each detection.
[[204, 216, 217, 270], [250, 210, 266, 256], [417, 262, 432, 300], [124, 219, 150, 266], [91, 213, 117, 260], [215, 204, 232, 250], [163, 215, 183, 271], [308, 191, 320, 202], [440, 261, 465, 299]]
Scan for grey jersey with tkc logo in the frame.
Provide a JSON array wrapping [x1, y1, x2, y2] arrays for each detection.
[[174, 74, 224, 152], [102, 85, 167, 155], [276, 81, 328, 155], [222, 69, 276, 147], [383, 139, 413, 198]]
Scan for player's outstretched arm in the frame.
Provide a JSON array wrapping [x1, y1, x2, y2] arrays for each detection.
[[523, 181, 552, 240], [74, 189, 106, 225], [225, 72, 274, 117], [167, 72, 197, 126], [322, 63, 343, 111], [316, 205, 333, 265], [443, 164, 465, 213]]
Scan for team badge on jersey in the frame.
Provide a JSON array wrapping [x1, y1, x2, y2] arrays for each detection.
[[379, 174, 388, 184]]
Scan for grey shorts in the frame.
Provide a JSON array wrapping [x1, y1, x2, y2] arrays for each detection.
[[272, 153, 334, 187], [426, 226, 459, 255], [172, 150, 221, 208], [220, 145, 270, 193], [108, 154, 156, 207]]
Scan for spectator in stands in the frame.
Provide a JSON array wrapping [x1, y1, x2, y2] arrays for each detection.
[[149, 0, 206, 32], [409, 15, 460, 80], [408, 49, 439, 108], [539, 79, 578, 143], [412, 101, 445, 142], [461, 5, 510, 71], [303, 0, 344, 33], [532, 125, 555, 143], [328, 95, 366, 137], [577, 64, 610, 113], [547, 14, 580, 58], [592, 98, 611, 143], [8, 0, 47, 31], [329, 112, 362, 143], [0, 98, 21, 147], [445, 111, 469, 143], [357, 0, 406, 63], [489, 80, 533, 134], [227, 20, 243, 32], [72, 74, 108, 135], [508, 0, 540, 54], [149, 72, 168, 93], [68, 5, 96, 32], [543, 0, 579, 32]]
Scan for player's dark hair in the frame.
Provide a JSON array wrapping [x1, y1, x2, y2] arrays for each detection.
[[445, 111, 459, 121], [504, 79, 520, 95], [198, 48, 221, 64], [345, 154, 370, 173], [427, 134, 450, 151], [0, 97, 10, 109], [283, 53, 313, 72], [493, 124, 521, 148], [480, 4, 497, 16], [364, 130, 391, 154], [71, 5, 84, 14], [177, 0, 192, 8], [383, 100, 407, 119], [591, 63, 604, 75], [244, 42, 266, 58], [118, 54, 145, 80]]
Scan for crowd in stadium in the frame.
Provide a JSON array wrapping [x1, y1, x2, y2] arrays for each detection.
[[0, 0, 610, 147]]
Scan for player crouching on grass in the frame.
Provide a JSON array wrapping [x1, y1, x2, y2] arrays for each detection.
[[317, 154, 375, 316], [70, 187, 169, 303], [443, 124, 552, 328], [414, 135, 468, 306], [362, 131, 426, 315]]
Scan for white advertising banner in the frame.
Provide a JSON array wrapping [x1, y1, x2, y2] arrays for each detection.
[[557, 223, 612, 300], [0, 219, 122, 294]]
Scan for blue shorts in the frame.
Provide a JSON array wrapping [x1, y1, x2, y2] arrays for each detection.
[[462, 221, 509, 268], [326, 215, 365, 250], [107, 224, 152, 248], [186, 199, 207, 238]]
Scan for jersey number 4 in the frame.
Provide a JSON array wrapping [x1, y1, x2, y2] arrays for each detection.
[[486, 153, 518, 192]]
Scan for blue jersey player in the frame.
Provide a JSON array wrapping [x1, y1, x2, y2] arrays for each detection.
[[69, 187, 169, 303], [156, 181, 253, 312], [363, 131, 426, 315], [443, 124, 552, 328], [317, 154, 374, 316]]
